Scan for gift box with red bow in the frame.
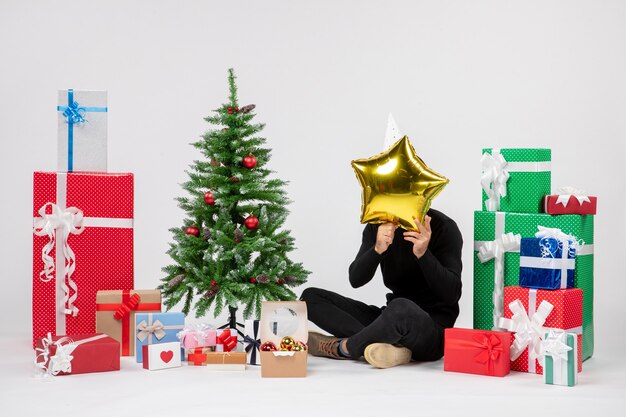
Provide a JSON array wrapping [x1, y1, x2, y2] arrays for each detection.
[[135, 312, 185, 362], [543, 187, 597, 215], [499, 286, 583, 374], [444, 328, 512, 377], [96, 289, 161, 356], [215, 328, 239, 352], [32, 172, 134, 348], [35, 333, 120, 376]]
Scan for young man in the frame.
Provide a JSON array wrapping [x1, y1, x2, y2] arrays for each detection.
[[300, 209, 463, 368]]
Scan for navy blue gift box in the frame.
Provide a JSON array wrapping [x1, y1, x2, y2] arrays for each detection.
[[519, 237, 576, 290]]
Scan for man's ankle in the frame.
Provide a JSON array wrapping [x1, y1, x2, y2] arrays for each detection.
[[337, 338, 351, 358]]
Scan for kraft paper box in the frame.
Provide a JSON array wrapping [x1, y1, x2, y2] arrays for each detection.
[[260, 301, 308, 378], [204, 352, 247, 370], [444, 328, 512, 377], [142, 341, 181, 370], [543, 331, 578, 387], [135, 312, 185, 362], [473, 210, 594, 360], [481, 148, 551, 213], [501, 286, 583, 375], [32, 172, 134, 348], [35, 333, 120, 376], [57, 89, 108, 172], [96, 290, 161, 356]]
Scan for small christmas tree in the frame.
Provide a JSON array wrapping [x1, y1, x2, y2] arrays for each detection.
[[160, 68, 310, 321]]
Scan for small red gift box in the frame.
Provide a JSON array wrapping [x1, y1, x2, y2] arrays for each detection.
[[501, 286, 583, 374], [543, 189, 597, 215], [35, 333, 120, 376], [444, 328, 512, 377], [32, 172, 134, 348]]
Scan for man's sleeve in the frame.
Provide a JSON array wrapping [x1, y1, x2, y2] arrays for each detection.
[[348, 225, 382, 288], [418, 222, 463, 304]]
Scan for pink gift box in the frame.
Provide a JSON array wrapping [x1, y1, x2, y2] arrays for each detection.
[[177, 325, 217, 349]]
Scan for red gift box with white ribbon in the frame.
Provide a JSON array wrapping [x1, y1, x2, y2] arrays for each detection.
[[32, 172, 134, 348], [499, 286, 583, 374], [543, 187, 597, 215], [35, 333, 120, 376]]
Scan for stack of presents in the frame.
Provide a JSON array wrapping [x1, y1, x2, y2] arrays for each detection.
[[444, 148, 597, 387], [32, 90, 308, 378]]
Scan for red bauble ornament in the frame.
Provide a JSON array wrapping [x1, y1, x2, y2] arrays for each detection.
[[276, 278, 284, 285], [229, 176, 239, 183], [211, 280, 217, 287], [249, 277, 257, 284], [261, 342, 277, 351], [204, 191, 215, 205], [244, 215, 259, 230], [185, 226, 200, 237], [235, 107, 239, 113], [228, 107, 233, 114], [242, 154, 257, 169]]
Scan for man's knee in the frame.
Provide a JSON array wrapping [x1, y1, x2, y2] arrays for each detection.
[[385, 298, 427, 321], [300, 287, 324, 303]]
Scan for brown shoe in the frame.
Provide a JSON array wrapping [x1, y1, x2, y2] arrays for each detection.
[[307, 332, 348, 360], [364, 343, 412, 369]]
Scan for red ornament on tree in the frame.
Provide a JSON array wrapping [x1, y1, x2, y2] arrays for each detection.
[[229, 176, 239, 183], [242, 154, 257, 169], [204, 191, 215, 205], [244, 215, 259, 230], [211, 280, 217, 287], [249, 277, 257, 284], [228, 107, 233, 114], [185, 226, 200, 237], [276, 278, 284, 285]]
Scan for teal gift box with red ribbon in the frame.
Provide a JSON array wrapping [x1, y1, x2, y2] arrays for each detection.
[[57, 89, 108, 172], [444, 328, 512, 377]]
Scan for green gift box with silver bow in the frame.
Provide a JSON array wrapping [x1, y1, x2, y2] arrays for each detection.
[[473, 210, 594, 360], [543, 331, 579, 387], [481, 148, 551, 213]]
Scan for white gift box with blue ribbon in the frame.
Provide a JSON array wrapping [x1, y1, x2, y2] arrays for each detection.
[[519, 227, 578, 290], [57, 89, 108, 172]]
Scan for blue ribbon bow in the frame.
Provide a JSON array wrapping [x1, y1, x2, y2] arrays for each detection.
[[56, 89, 107, 171]]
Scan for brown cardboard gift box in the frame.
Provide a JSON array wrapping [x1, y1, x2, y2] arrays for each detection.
[[260, 301, 308, 378], [96, 289, 161, 356]]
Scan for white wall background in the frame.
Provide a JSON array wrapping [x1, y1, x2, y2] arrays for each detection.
[[1, 0, 625, 356]]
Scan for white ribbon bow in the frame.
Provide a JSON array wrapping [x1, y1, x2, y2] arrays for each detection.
[[33, 203, 85, 316], [498, 299, 553, 371], [136, 320, 166, 343], [35, 333, 77, 376], [542, 330, 572, 362], [480, 151, 510, 211], [556, 186, 591, 207], [478, 232, 521, 329], [535, 225, 581, 259]]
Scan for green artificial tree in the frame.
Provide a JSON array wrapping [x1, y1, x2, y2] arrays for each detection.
[[159, 68, 309, 327]]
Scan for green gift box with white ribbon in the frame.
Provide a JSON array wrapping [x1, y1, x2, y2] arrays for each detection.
[[473, 210, 594, 360], [481, 148, 551, 213], [543, 331, 578, 387]]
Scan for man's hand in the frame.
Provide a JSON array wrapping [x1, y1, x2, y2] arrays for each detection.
[[403, 215, 432, 259], [374, 223, 397, 254]]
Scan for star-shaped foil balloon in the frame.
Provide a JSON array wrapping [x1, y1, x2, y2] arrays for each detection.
[[351, 136, 449, 231]]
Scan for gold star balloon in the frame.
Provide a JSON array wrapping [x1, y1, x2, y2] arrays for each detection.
[[351, 136, 449, 231]]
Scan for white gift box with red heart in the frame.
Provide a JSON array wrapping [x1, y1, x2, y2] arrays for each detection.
[[142, 341, 181, 370]]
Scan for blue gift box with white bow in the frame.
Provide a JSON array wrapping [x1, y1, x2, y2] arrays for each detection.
[[135, 312, 185, 362], [519, 237, 576, 290]]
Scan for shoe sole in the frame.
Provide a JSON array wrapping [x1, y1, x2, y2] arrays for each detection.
[[364, 343, 412, 369]]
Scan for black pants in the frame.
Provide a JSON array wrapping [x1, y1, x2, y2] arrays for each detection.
[[300, 287, 444, 361]]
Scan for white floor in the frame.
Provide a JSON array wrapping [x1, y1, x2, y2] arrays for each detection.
[[1, 332, 625, 417]]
